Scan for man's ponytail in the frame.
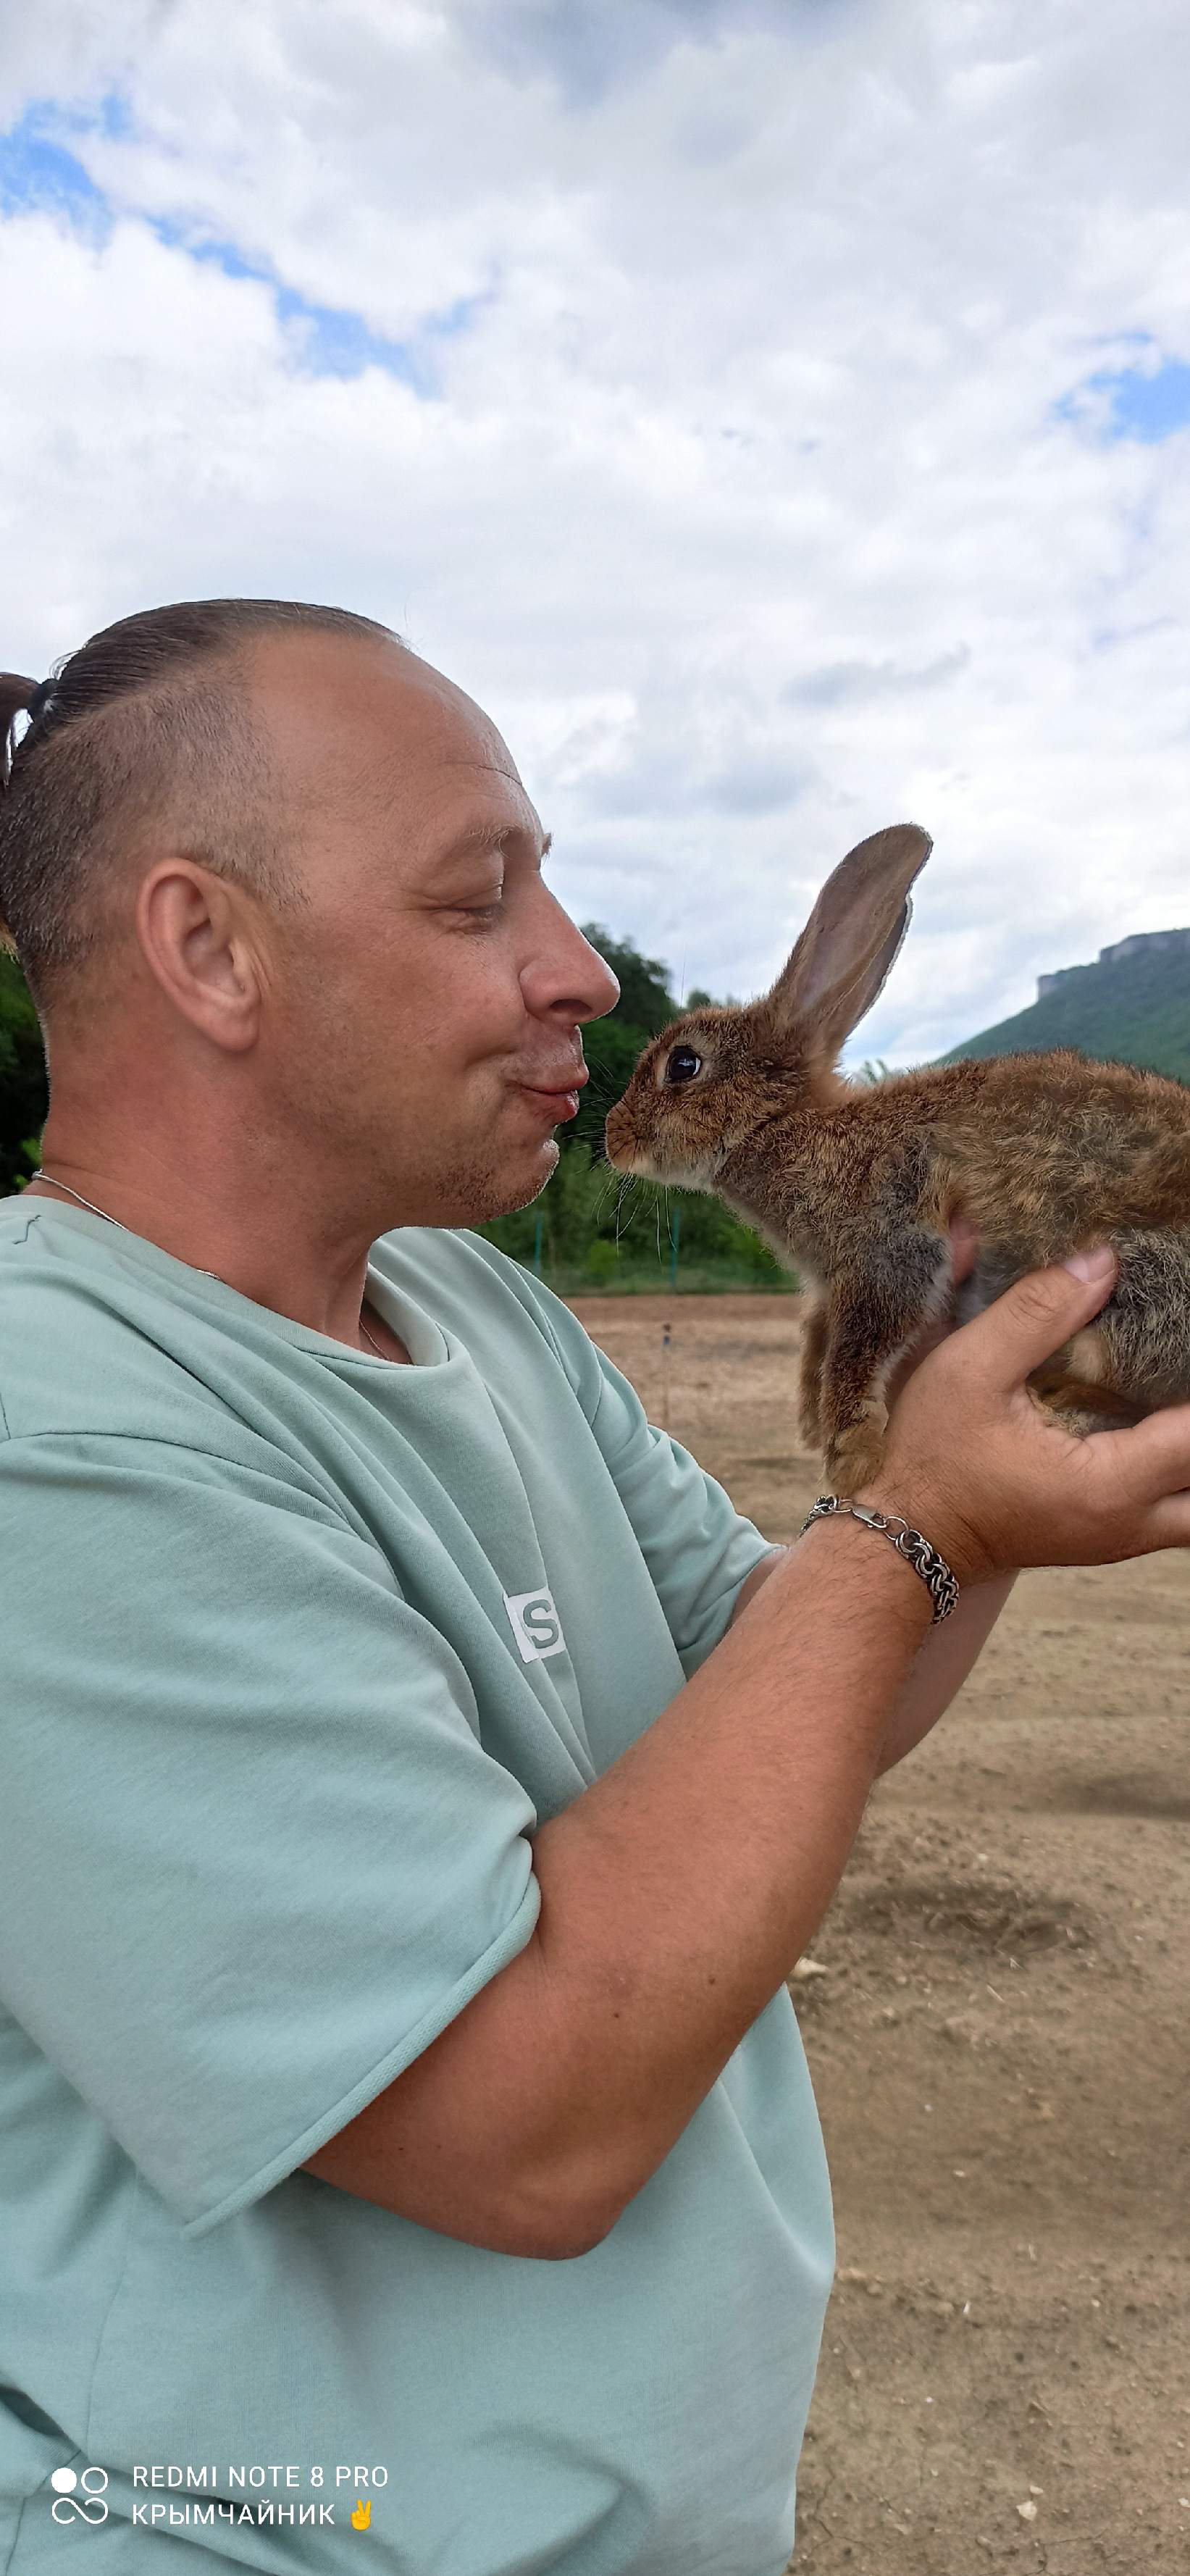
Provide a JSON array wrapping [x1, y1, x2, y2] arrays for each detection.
[[0, 672, 38, 774], [0, 674, 38, 952]]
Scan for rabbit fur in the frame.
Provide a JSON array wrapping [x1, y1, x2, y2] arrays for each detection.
[[603, 825, 1190, 1497]]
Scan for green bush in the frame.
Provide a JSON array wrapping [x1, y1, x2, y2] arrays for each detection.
[[0, 953, 47, 1196], [477, 1142, 791, 1293]]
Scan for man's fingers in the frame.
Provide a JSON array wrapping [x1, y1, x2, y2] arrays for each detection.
[[958, 1247, 1118, 1393], [1124, 1491, 1190, 1553], [1094, 1401, 1190, 1509]]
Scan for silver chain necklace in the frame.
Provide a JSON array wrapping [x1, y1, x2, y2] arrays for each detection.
[[28, 1171, 387, 1358]]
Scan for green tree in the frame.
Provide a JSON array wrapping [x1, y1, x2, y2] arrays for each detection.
[[682, 985, 741, 1011], [579, 926, 675, 1035], [482, 1142, 619, 1270], [0, 952, 47, 1195], [566, 926, 678, 1159]]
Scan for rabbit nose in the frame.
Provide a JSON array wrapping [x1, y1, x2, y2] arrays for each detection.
[[603, 1105, 642, 1171]]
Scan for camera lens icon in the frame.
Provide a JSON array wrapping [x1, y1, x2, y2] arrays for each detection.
[[50, 2466, 109, 2524]]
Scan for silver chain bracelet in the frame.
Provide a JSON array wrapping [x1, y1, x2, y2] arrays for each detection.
[[798, 1495, 960, 1623]]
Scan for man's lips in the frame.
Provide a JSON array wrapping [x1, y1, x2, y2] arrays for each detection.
[[514, 1069, 588, 1120]]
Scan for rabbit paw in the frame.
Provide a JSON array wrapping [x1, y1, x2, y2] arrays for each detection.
[[825, 1405, 889, 1497]]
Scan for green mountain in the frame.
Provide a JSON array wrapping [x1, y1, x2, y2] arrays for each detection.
[[941, 930, 1190, 1084]]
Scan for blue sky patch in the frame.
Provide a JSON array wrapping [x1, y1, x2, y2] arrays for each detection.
[[277, 293, 423, 383], [146, 217, 425, 384], [0, 102, 112, 239], [0, 93, 482, 389], [1104, 356, 1190, 440], [1059, 339, 1190, 443]]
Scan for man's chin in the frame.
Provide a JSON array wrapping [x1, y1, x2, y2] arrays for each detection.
[[484, 1141, 560, 1221], [424, 1139, 559, 1231]]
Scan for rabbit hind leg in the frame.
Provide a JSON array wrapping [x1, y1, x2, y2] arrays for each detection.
[[1084, 1228, 1190, 1415], [820, 1231, 953, 1496], [1033, 1227, 1190, 1430], [1029, 1334, 1143, 1434], [797, 1297, 829, 1449]]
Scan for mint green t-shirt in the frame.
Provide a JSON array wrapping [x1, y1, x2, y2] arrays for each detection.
[[0, 1198, 833, 2576]]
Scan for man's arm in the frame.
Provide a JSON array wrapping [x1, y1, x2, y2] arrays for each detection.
[[875, 1569, 1016, 1771], [305, 1251, 1190, 2260], [730, 1549, 1018, 1773], [306, 1508, 932, 2255]]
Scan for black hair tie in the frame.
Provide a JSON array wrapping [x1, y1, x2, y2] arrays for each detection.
[[25, 677, 55, 724]]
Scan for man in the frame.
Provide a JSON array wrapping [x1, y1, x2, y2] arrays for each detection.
[[1, 599, 1188, 2576]]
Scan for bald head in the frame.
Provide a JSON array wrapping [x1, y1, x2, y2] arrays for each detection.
[[15, 598, 621, 1279], [0, 598, 407, 1019], [246, 627, 522, 853]]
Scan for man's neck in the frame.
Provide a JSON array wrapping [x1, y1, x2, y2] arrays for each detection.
[[23, 1138, 409, 1360]]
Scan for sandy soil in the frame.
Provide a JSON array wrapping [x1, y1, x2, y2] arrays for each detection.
[[567, 1294, 1190, 2576]]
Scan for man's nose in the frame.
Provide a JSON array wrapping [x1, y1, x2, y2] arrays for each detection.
[[522, 903, 621, 1024]]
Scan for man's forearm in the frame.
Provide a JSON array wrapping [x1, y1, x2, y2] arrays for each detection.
[[306, 1513, 931, 2255], [732, 1547, 1016, 1773], [875, 1568, 1016, 1770], [516, 1547, 1014, 2243]]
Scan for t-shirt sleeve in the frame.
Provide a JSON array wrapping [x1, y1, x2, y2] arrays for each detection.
[[0, 1433, 540, 2240], [516, 1276, 782, 1674]]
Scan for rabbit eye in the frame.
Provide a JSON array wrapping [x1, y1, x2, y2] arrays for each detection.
[[665, 1046, 703, 1086]]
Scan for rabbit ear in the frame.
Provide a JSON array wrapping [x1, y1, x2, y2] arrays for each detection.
[[767, 824, 931, 1057]]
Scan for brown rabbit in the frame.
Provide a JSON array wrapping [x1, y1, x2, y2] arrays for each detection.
[[604, 824, 1190, 1497]]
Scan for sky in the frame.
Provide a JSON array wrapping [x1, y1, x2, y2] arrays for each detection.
[[1, 0, 1189, 1066]]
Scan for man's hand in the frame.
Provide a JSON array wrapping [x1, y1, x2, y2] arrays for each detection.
[[859, 1242, 1190, 1585]]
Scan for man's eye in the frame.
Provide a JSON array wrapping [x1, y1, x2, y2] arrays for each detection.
[[665, 1046, 703, 1084]]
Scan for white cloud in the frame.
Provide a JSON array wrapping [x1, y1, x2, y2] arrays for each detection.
[[2, 0, 1189, 1059]]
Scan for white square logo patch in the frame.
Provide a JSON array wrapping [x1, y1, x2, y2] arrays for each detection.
[[503, 1586, 567, 1663]]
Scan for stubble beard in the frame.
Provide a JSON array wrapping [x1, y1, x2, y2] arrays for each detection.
[[403, 1134, 560, 1230], [464, 1142, 559, 1226]]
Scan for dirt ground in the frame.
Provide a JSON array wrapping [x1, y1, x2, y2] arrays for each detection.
[[567, 1294, 1190, 2576]]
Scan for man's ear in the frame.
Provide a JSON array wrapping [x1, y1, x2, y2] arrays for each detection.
[[134, 858, 265, 1055], [767, 824, 931, 1060]]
